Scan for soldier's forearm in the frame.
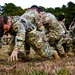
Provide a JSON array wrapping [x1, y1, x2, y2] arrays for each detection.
[[14, 41, 23, 50]]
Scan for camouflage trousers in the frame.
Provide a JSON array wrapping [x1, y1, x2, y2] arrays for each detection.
[[47, 32, 73, 55], [8, 30, 54, 58], [56, 36, 73, 55], [26, 30, 54, 57]]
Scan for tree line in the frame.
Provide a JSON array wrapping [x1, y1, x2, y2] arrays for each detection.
[[0, 1, 75, 29]]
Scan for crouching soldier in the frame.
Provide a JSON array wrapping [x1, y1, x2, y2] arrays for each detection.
[[0, 16, 59, 62]]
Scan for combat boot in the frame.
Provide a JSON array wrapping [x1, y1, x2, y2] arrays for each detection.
[[61, 53, 68, 58], [65, 51, 74, 56], [53, 50, 60, 60]]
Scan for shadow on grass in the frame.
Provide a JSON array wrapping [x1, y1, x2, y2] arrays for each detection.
[[20, 56, 54, 63]]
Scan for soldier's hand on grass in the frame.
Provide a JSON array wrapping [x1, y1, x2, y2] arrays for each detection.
[[8, 48, 18, 62]]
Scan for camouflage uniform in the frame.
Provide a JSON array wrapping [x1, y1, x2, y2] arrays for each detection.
[[21, 9, 44, 31], [20, 9, 44, 55], [41, 12, 73, 55], [7, 16, 56, 59], [59, 21, 69, 34], [58, 21, 73, 52]]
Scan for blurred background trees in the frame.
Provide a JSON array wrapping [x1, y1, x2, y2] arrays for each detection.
[[0, 3, 24, 16], [0, 1, 75, 29]]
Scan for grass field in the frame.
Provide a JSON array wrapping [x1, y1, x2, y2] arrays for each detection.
[[0, 45, 75, 75]]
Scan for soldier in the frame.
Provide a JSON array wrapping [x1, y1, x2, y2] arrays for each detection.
[[23, 5, 60, 60], [0, 15, 60, 62], [21, 5, 46, 57], [20, 5, 45, 57], [39, 11, 74, 57], [58, 14, 74, 56], [58, 14, 69, 35], [21, 5, 44, 31]]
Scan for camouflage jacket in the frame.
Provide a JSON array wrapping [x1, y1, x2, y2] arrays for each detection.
[[59, 21, 69, 34], [41, 12, 65, 36], [20, 9, 44, 31], [8, 16, 36, 50]]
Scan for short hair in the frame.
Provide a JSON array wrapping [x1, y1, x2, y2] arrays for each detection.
[[30, 5, 39, 12], [38, 8, 43, 13], [30, 5, 38, 9], [58, 14, 65, 21]]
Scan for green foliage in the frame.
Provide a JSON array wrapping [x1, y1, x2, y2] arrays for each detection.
[[0, 1, 75, 29], [39, 1, 75, 29], [46, 8, 55, 15], [52, 68, 69, 75], [1, 3, 24, 16], [11, 70, 48, 75], [39, 6, 46, 11]]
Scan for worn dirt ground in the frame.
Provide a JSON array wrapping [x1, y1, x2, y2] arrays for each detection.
[[0, 45, 75, 75]]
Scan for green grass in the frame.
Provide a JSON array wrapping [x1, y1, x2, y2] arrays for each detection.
[[52, 68, 69, 75], [0, 45, 75, 75]]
